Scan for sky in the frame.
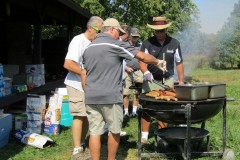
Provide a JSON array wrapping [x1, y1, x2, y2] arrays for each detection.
[[192, 0, 239, 34]]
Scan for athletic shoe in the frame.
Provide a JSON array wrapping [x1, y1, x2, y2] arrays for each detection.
[[131, 112, 138, 118], [71, 148, 90, 160], [123, 114, 130, 123], [71, 144, 88, 160], [120, 131, 127, 136], [141, 138, 148, 144]]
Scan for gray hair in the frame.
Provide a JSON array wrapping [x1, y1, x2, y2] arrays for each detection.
[[102, 26, 112, 32], [87, 16, 104, 28]]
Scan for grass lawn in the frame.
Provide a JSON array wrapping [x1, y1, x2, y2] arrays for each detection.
[[1, 68, 239, 160]]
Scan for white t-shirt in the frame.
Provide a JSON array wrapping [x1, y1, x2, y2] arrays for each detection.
[[64, 33, 91, 92]]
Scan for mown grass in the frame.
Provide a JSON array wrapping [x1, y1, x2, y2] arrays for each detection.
[[1, 68, 239, 160]]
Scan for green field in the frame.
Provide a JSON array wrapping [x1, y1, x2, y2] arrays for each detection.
[[1, 68, 239, 160]]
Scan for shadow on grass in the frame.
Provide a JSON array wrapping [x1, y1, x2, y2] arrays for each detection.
[[118, 135, 138, 159], [0, 126, 71, 160], [0, 131, 26, 160], [59, 125, 71, 132], [84, 132, 138, 160]]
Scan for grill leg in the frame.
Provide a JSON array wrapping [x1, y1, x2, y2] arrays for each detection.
[[222, 99, 226, 154], [206, 135, 210, 151], [137, 108, 142, 160], [186, 104, 192, 160]]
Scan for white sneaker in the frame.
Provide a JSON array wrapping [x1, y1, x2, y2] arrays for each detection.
[[179, 124, 187, 127], [120, 131, 127, 136], [107, 131, 127, 137], [141, 137, 148, 144]]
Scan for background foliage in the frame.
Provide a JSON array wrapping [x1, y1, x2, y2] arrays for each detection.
[[216, 0, 240, 69], [42, 0, 240, 69], [74, 0, 199, 40]]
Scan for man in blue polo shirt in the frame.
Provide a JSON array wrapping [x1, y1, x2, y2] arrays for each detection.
[[82, 18, 167, 160]]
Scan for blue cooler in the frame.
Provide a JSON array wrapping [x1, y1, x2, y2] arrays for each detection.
[[0, 114, 12, 148], [60, 97, 73, 127]]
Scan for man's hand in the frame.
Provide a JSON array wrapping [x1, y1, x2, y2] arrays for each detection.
[[125, 66, 133, 73], [143, 71, 154, 82], [156, 59, 167, 72], [178, 81, 184, 85], [80, 69, 87, 91]]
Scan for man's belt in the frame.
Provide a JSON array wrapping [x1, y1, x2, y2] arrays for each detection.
[[133, 68, 140, 72]]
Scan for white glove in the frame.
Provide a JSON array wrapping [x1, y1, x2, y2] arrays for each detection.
[[156, 59, 167, 72], [143, 71, 154, 82]]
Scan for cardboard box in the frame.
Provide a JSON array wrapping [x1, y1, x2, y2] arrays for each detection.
[[3, 87, 12, 97], [27, 74, 45, 87], [26, 94, 46, 113], [0, 64, 3, 76], [0, 114, 13, 148], [0, 88, 3, 97], [25, 64, 45, 75], [0, 79, 3, 88], [26, 94, 46, 134], [3, 77, 12, 88], [2, 65, 19, 79], [26, 120, 43, 134], [13, 73, 28, 85]]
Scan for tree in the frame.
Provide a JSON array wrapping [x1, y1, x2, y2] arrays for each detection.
[[41, 0, 207, 71], [74, 0, 199, 40], [216, 0, 240, 69], [75, 0, 219, 71]]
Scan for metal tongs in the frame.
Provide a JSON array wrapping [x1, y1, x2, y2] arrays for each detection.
[[129, 82, 142, 90], [152, 79, 175, 93]]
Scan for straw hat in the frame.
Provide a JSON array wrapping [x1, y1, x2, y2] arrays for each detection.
[[147, 16, 172, 30]]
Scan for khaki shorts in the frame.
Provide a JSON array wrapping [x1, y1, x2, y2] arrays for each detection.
[[66, 86, 87, 117], [86, 104, 123, 135], [142, 77, 174, 93], [123, 70, 143, 95]]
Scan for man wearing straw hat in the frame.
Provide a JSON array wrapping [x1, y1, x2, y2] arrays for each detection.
[[139, 16, 185, 145]]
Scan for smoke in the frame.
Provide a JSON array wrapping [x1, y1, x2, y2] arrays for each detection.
[[172, 22, 215, 78]]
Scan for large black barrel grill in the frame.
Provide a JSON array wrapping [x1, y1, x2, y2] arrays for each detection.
[[137, 82, 234, 160]]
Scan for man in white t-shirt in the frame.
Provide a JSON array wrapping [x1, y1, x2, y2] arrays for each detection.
[[63, 16, 103, 160]]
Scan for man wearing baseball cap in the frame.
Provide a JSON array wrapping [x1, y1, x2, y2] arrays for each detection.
[[129, 27, 142, 48], [82, 18, 167, 160], [130, 27, 140, 36], [123, 27, 143, 121]]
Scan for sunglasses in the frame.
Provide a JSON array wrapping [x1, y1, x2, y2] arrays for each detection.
[[91, 26, 101, 33], [113, 27, 120, 34], [155, 29, 165, 33]]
